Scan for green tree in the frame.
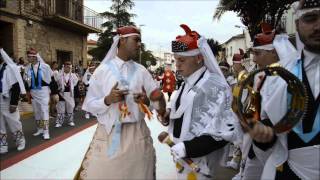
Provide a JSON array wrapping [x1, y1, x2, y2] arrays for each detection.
[[207, 38, 222, 57], [138, 44, 157, 67], [213, 0, 296, 38]]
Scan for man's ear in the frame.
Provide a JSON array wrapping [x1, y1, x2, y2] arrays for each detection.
[[197, 54, 204, 63]]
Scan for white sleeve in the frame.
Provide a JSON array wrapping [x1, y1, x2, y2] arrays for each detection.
[[167, 101, 173, 110]]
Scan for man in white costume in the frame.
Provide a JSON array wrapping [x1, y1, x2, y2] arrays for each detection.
[[219, 61, 237, 87], [0, 48, 26, 154], [53, 61, 78, 128], [236, 23, 297, 180], [82, 63, 95, 119], [76, 26, 166, 179], [25, 48, 55, 140], [249, 0, 320, 179], [82, 63, 95, 87], [161, 24, 243, 179]]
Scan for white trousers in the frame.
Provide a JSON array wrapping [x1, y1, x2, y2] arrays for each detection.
[[0, 95, 22, 134], [30, 87, 50, 121]]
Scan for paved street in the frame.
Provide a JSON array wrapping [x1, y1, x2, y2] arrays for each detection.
[[1, 99, 238, 179]]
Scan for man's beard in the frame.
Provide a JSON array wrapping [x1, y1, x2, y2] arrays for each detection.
[[305, 43, 320, 53], [299, 31, 320, 53], [131, 53, 139, 61]]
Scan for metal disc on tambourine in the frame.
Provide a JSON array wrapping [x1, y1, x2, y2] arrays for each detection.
[[235, 65, 309, 134]]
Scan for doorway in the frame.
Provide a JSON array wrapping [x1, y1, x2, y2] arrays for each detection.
[[0, 21, 14, 60], [56, 50, 72, 68]]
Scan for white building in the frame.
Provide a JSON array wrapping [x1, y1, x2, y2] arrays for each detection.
[[221, 29, 252, 65], [163, 52, 175, 71], [164, 52, 173, 64]]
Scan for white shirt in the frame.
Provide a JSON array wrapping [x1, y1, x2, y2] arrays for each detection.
[[181, 66, 206, 100], [82, 56, 158, 134], [113, 56, 133, 89], [63, 72, 71, 84]]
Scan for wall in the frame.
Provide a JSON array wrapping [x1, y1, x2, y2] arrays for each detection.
[[224, 37, 246, 65], [23, 21, 84, 65]]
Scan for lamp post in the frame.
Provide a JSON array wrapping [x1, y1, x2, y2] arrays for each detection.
[[139, 24, 145, 64]]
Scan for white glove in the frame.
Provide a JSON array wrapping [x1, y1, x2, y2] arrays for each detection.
[[171, 142, 186, 161]]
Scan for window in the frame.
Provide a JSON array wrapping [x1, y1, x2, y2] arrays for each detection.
[[0, 0, 6, 8], [56, 0, 70, 17]]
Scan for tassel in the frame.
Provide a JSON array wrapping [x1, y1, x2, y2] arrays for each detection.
[[276, 164, 283, 172], [176, 162, 184, 173], [138, 101, 153, 120], [187, 172, 197, 180]]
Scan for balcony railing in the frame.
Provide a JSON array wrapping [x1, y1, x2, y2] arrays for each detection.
[[83, 5, 103, 30], [41, 0, 103, 31]]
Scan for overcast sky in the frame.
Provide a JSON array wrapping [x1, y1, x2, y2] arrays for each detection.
[[84, 0, 245, 56]]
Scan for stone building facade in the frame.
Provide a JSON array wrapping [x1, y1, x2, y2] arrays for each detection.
[[0, 0, 101, 67]]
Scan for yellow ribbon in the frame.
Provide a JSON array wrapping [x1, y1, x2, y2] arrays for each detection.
[[138, 101, 153, 120]]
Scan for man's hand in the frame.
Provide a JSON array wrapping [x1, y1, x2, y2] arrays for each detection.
[[133, 86, 150, 105], [9, 105, 17, 113], [104, 82, 129, 105], [249, 122, 274, 143], [158, 109, 170, 126]]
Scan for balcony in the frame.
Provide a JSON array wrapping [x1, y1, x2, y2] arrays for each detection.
[[42, 0, 103, 34]]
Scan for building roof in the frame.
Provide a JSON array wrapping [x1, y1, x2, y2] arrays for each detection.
[[87, 39, 97, 45], [222, 33, 245, 45]]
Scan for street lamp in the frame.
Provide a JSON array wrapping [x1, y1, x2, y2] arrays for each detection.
[[139, 24, 145, 64]]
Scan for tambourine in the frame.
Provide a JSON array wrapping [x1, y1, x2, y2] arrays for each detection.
[[234, 63, 309, 133]]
